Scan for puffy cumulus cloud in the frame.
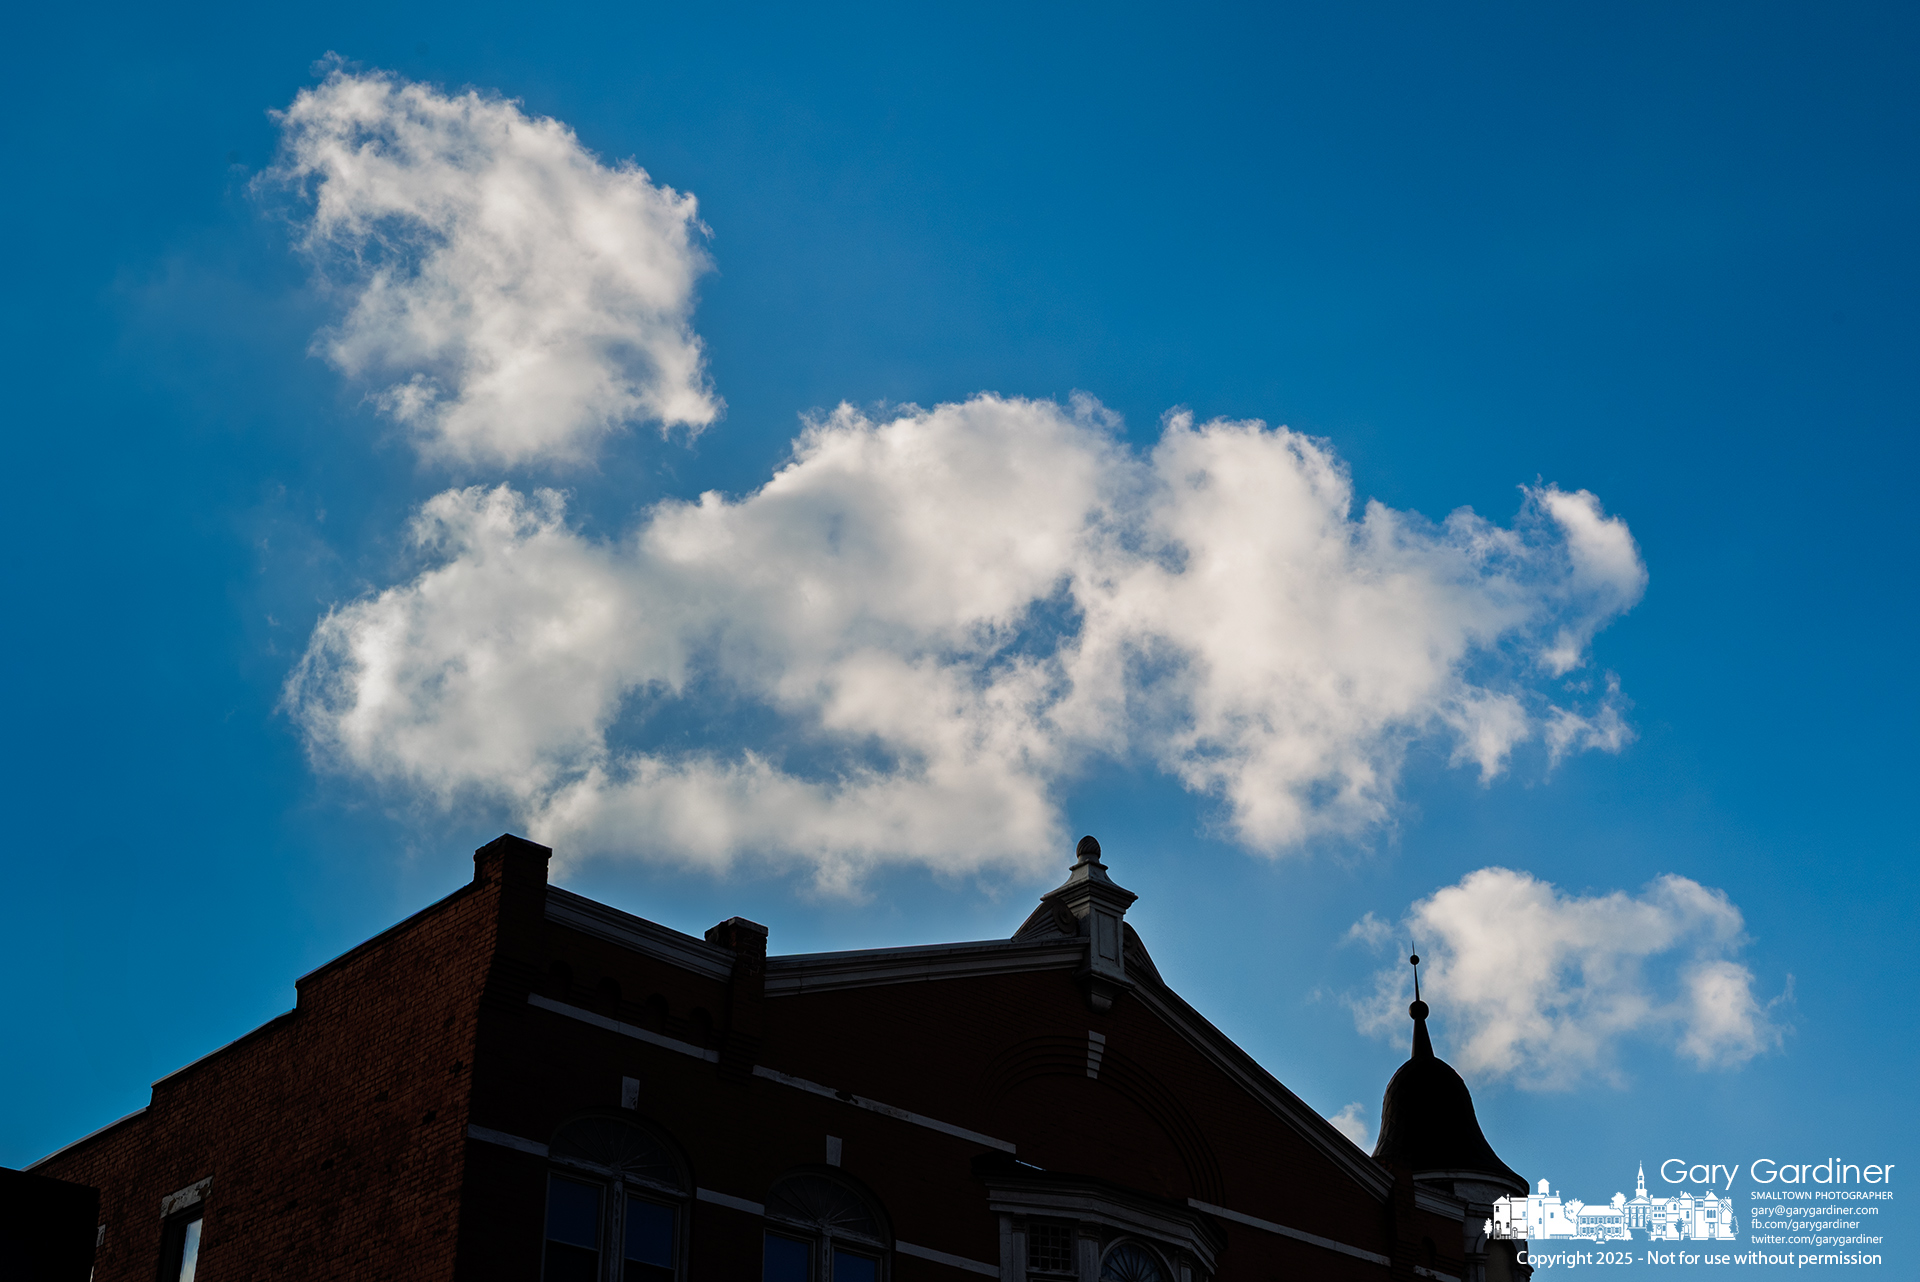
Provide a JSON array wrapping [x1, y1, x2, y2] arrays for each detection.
[[1096, 416, 1640, 847], [289, 396, 1111, 891], [265, 63, 717, 467], [286, 396, 1644, 888], [1352, 868, 1786, 1089]]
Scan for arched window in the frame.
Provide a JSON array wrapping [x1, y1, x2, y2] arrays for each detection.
[[981, 1164, 1216, 1282], [543, 1114, 689, 1282], [761, 1170, 891, 1282], [1099, 1241, 1169, 1282]]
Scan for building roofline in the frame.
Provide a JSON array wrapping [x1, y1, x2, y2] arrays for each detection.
[[546, 883, 1395, 1200], [147, 1010, 299, 1090], [35, 876, 487, 1172], [544, 887, 736, 980], [544, 888, 1091, 993], [39, 863, 1393, 1205], [1125, 971, 1396, 1201], [764, 936, 1086, 994], [293, 880, 480, 991], [25, 1105, 149, 1172]]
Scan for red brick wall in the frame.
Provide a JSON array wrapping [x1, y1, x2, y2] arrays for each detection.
[[33, 836, 544, 1281]]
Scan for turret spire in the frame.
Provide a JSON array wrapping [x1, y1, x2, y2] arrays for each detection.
[[1408, 946, 1432, 1059], [1373, 942, 1527, 1199]]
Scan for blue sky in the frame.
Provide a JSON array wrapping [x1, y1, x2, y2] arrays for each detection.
[[4, 1, 1915, 1264]]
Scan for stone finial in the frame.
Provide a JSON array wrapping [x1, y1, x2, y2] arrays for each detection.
[[1047, 833, 1136, 1012]]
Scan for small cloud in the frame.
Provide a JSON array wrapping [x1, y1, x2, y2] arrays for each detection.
[[1328, 1102, 1372, 1150], [263, 63, 718, 468], [1531, 486, 1648, 676], [1544, 674, 1634, 767], [1352, 868, 1787, 1089], [1345, 912, 1394, 948]]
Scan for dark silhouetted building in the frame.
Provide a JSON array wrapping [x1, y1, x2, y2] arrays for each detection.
[[1, 1166, 101, 1281], [30, 834, 1528, 1281]]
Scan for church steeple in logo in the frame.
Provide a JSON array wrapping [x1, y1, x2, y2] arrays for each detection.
[[1488, 1164, 1738, 1243]]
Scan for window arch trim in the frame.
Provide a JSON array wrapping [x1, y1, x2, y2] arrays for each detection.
[[542, 1111, 692, 1282], [760, 1167, 893, 1282], [762, 1166, 893, 1248], [1099, 1237, 1176, 1282], [548, 1110, 693, 1195]]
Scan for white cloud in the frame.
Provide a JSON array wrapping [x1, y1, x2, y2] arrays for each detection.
[[1327, 1102, 1373, 1150], [265, 63, 717, 467], [287, 396, 1645, 887], [1346, 912, 1395, 948], [1544, 677, 1634, 766], [1093, 417, 1642, 847], [1352, 868, 1785, 1089], [1535, 487, 1648, 676]]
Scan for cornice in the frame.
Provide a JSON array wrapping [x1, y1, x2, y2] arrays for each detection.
[[544, 887, 737, 980], [1415, 1185, 1470, 1218], [764, 937, 1085, 995]]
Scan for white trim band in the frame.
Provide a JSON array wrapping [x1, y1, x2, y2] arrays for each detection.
[[527, 994, 721, 1062], [467, 1124, 550, 1156], [895, 1240, 998, 1275], [525, 993, 1014, 1154], [1186, 1199, 1390, 1266], [696, 1188, 766, 1215], [751, 1066, 1016, 1153]]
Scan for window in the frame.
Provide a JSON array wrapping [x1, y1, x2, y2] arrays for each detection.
[[1099, 1242, 1168, 1282], [831, 1247, 879, 1282], [981, 1163, 1217, 1281], [544, 1114, 689, 1282], [545, 1176, 603, 1282], [762, 1171, 890, 1282], [763, 1232, 811, 1282], [762, 1236, 880, 1282], [1028, 1222, 1075, 1274], [624, 1194, 675, 1281], [156, 1178, 210, 1282], [159, 1212, 202, 1282]]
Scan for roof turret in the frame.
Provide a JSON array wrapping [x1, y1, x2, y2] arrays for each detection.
[[1371, 949, 1526, 1197]]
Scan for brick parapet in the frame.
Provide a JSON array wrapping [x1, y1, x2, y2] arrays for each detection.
[[33, 836, 542, 1281]]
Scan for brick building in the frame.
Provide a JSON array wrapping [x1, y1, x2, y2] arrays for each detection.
[[30, 834, 1529, 1281]]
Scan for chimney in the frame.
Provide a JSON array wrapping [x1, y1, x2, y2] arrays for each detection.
[[473, 834, 552, 961], [706, 917, 768, 1081], [472, 832, 552, 890]]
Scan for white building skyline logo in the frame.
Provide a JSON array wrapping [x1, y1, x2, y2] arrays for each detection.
[[1488, 1164, 1739, 1243]]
